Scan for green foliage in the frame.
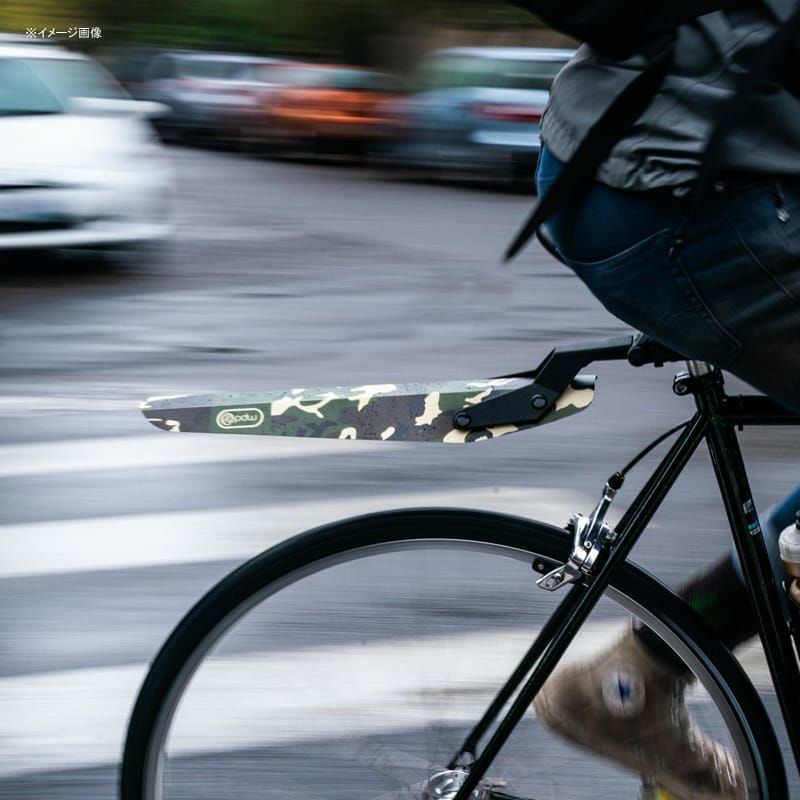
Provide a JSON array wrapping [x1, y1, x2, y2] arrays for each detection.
[[0, 0, 543, 63], [0, 0, 90, 31]]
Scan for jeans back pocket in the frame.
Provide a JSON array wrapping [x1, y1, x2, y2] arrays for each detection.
[[562, 228, 742, 369]]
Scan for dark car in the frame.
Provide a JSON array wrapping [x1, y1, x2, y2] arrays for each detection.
[[386, 47, 574, 183]]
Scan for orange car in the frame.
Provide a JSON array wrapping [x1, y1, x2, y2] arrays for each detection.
[[260, 64, 398, 155]]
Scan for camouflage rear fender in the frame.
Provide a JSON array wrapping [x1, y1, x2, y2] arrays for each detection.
[[140, 376, 596, 443]]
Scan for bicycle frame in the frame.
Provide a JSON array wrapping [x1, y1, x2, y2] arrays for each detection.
[[450, 350, 800, 800]]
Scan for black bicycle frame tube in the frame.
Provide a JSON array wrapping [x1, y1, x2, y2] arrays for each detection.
[[451, 413, 709, 800], [701, 386, 800, 774]]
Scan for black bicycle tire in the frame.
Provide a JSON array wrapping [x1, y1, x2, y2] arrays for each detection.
[[119, 507, 786, 799]]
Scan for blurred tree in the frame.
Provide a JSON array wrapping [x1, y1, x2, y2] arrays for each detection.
[[0, 0, 548, 64], [0, 0, 90, 33]]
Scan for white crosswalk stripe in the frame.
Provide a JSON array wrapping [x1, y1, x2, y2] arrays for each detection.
[[0, 486, 584, 579], [0, 432, 405, 478], [0, 622, 770, 779], [0, 396, 140, 414]]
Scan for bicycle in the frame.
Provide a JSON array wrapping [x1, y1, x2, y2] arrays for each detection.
[[120, 332, 800, 800]]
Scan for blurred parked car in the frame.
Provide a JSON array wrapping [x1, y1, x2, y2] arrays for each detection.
[[0, 41, 171, 256], [385, 47, 574, 184], [215, 59, 298, 149], [135, 51, 284, 144], [257, 64, 400, 157], [97, 44, 165, 97]]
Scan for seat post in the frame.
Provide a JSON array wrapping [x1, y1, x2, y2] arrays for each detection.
[[687, 360, 715, 377]]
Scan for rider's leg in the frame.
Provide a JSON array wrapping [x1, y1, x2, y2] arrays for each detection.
[[633, 553, 757, 674], [533, 147, 800, 796], [637, 483, 800, 673], [731, 482, 800, 586]]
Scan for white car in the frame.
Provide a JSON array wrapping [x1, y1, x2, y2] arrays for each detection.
[[0, 40, 171, 254]]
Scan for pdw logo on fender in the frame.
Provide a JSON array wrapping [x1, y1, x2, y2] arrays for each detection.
[[216, 408, 265, 430]]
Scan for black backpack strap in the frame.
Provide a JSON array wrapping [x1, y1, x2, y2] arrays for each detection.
[[504, 36, 675, 262]]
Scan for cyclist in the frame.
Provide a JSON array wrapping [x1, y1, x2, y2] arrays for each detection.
[[528, 3, 800, 798]]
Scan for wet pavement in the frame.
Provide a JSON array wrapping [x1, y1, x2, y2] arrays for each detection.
[[1, 146, 797, 798]]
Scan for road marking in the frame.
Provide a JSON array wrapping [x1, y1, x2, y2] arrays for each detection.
[[0, 433, 407, 478], [0, 487, 586, 579], [0, 622, 765, 779], [0, 396, 141, 414], [174, 224, 304, 242]]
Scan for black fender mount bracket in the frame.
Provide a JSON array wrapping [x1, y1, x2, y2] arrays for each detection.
[[454, 334, 684, 431]]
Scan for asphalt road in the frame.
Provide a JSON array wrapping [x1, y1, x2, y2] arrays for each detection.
[[1, 147, 798, 798]]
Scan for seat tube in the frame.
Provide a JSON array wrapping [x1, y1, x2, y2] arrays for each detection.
[[698, 379, 800, 771]]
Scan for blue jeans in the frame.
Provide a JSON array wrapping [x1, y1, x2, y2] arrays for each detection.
[[535, 144, 800, 583]]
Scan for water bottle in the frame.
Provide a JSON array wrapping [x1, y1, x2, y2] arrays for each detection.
[[779, 511, 800, 606]]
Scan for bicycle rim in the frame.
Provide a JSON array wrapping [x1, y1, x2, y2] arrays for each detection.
[[120, 509, 778, 800]]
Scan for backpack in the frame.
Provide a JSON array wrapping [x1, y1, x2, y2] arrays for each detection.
[[504, 0, 800, 261], [508, 0, 752, 59]]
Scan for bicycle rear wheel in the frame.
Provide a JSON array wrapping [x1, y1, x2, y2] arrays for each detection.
[[120, 508, 783, 800]]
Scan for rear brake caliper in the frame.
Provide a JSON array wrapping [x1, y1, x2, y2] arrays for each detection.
[[536, 472, 624, 591]]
